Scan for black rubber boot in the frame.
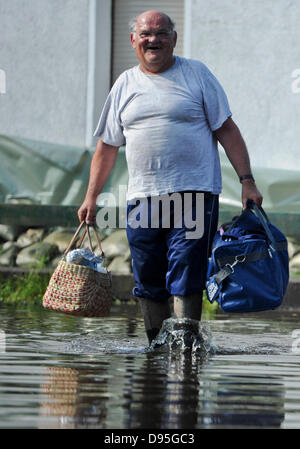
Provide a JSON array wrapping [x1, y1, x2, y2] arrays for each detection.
[[173, 293, 203, 321], [138, 297, 172, 344]]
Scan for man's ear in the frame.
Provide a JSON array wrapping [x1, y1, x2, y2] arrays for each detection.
[[173, 31, 177, 48], [130, 32, 136, 49]]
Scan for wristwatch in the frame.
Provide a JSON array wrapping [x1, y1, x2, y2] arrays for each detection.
[[239, 174, 255, 183]]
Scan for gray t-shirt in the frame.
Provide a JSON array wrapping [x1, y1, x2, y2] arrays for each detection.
[[94, 56, 231, 200]]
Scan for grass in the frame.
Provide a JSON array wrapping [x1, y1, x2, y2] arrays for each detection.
[[0, 270, 51, 307], [0, 272, 220, 315], [0, 257, 220, 314], [202, 291, 219, 315], [0, 256, 52, 306]]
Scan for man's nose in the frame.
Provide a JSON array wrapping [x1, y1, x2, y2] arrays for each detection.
[[148, 33, 160, 42]]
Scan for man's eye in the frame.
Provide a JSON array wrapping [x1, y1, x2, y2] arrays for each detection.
[[140, 33, 150, 37]]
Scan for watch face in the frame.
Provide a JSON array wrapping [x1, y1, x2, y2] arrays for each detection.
[[240, 175, 254, 183]]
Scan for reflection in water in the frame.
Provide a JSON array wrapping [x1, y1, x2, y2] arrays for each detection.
[[203, 373, 285, 428], [41, 367, 79, 419], [0, 305, 297, 429], [40, 349, 285, 429], [123, 352, 285, 429], [124, 351, 206, 429], [40, 362, 110, 428], [40, 352, 208, 429]]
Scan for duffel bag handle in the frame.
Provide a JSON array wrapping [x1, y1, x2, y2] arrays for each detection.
[[63, 222, 104, 257], [246, 200, 277, 248]]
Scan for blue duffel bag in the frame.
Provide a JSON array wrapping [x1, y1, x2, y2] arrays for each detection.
[[206, 200, 289, 313]]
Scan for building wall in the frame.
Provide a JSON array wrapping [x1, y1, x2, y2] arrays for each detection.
[[0, 0, 90, 147], [189, 0, 300, 170], [1, 0, 300, 169]]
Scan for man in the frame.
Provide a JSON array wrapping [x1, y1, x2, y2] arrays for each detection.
[[78, 10, 263, 344]]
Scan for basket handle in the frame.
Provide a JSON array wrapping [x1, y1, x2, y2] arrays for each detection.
[[63, 222, 104, 257], [63, 221, 85, 255]]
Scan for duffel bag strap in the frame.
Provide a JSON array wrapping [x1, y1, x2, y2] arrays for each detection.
[[226, 200, 279, 251], [214, 265, 234, 285], [214, 254, 247, 284], [246, 200, 278, 250], [214, 248, 270, 285], [207, 252, 259, 303], [213, 240, 287, 286], [216, 242, 286, 267]]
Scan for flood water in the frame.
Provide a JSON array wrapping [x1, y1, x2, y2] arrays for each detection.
[[0, 303, 300, 429]]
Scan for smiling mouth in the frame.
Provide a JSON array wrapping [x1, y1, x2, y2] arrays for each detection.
[[146, 46, 162, 51]]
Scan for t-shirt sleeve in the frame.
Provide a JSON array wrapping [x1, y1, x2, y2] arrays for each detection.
[[93, 79, 126, 147], [201, 66, 232, 131]]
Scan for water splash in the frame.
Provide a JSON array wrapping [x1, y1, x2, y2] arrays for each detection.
[[149, 318, 214, 355], [65, 336, 148, 354], [64, 318, 214, 356], [63, 317, 293, 357]]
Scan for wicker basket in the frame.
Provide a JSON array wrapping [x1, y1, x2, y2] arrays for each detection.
[[43, 222, 113, 317]]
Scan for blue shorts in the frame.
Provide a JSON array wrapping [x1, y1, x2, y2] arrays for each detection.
[[126, 191, 219, 302]]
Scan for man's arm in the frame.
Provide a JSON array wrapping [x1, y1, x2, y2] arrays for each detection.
[[214, 117, 263, 208], [78, 138, 119, 224]]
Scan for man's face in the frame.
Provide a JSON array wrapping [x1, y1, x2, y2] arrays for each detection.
[[130, 13, 177, 74]]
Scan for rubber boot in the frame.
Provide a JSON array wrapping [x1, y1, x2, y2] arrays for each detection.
[[138, 297, 172, 344], [173, 293, 203, 321]]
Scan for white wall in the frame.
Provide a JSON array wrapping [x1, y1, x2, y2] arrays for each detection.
[[0, 0, 99, 147], [188, 0, 300, 170], [2, 0, 300, 166]]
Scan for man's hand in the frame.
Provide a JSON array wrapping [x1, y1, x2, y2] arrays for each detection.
[[78, 197, 97, 225], [241, 179, 263, 209]]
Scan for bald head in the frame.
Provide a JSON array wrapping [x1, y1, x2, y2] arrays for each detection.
[[130, 10, 177, 75], [129, 10, 175, 34]]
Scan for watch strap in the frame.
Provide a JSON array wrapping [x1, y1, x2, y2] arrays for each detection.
[[239, 174, 255, 183]]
